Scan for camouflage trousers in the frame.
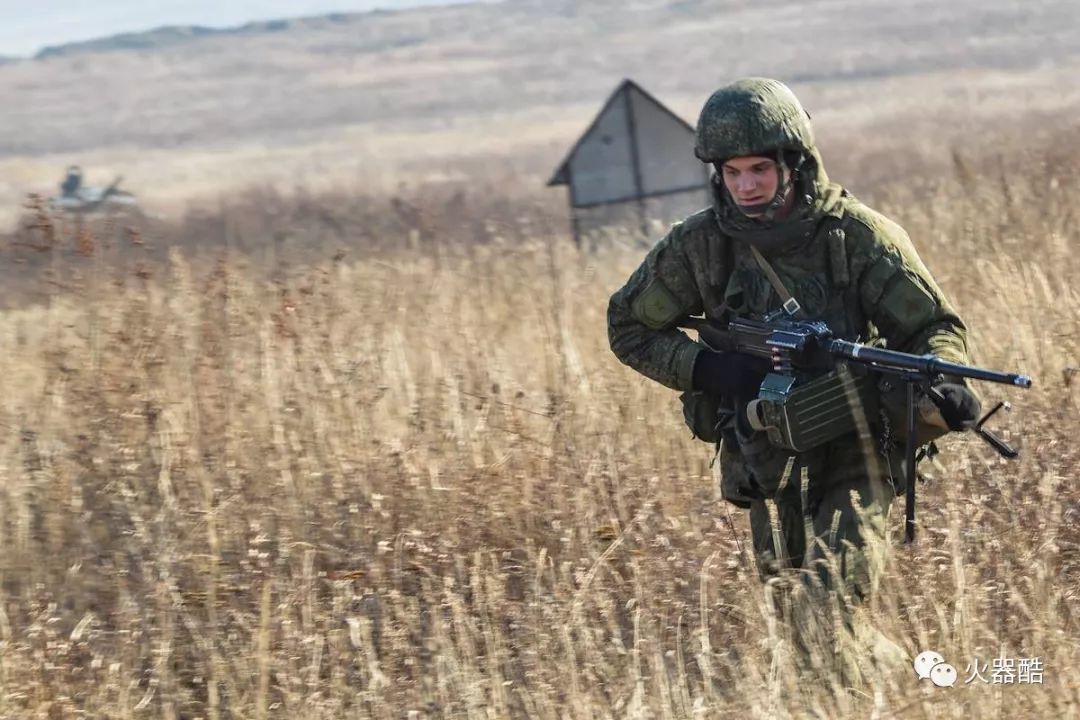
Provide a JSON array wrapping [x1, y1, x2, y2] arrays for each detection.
[[742, 449, 903, 682], [747, 460, 895, 602]]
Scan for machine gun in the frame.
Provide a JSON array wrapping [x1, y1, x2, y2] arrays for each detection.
[[681, 311, 1032, 543]]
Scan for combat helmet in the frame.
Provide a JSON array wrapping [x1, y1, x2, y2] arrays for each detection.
[[694, 77, 814, 163], [695, 78, 815, 219]]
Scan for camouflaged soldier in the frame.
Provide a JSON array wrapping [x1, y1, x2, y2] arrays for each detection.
[[607, 78, 981, 600]]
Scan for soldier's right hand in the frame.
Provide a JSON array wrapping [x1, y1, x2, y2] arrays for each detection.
[[691, 351, 771, 399]]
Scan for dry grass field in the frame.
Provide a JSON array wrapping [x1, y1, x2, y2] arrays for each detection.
[[0, 121, 1077, 717]]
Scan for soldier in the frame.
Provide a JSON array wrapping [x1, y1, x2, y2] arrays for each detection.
[[60, 165, 83, 198], [607, 78, 981, 602]]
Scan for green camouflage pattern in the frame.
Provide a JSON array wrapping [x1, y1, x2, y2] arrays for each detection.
[[609, 80, 970, 596], [750, 459, 893, 601], [607, 165, 970, 386], [694, 77, 815, 163], [606, 159, 971, 501]]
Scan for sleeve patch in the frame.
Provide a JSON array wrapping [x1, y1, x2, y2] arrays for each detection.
[[631, 278, 685, 329], [879, 273, 937, 334], [861, 252, 900, 306]]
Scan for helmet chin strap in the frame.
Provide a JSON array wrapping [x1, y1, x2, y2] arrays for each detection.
[[728, 152, 806, 220]]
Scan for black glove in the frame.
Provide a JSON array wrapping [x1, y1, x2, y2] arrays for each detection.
[[931, 383, 981, 431], [692, 350, 772, 399]]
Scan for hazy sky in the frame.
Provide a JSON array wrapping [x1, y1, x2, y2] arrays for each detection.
[[0, 0, 482, 57]]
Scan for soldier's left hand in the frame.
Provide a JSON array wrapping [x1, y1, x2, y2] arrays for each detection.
[[931, 383, 982, 431]]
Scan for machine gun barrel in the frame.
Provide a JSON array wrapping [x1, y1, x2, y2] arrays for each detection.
[[825, 339, 1033, 388]]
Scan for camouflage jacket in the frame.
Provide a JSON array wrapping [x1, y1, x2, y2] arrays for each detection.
[[607, 156, 970, 499]]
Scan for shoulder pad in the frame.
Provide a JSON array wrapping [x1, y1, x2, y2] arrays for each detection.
[[625, 211, 718, 330], [662, 207, 718, 249], [840, 201, 942, 343], [678, 207, 716, 234], [839, 200, 910, 254]]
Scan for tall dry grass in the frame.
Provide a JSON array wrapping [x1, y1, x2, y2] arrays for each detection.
[[0, 135, 1077, 718]]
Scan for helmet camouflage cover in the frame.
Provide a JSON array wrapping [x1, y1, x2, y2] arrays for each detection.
[[694, 77, 815, 163]]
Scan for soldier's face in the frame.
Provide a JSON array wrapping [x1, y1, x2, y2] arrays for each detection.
[[718, 156, 790, 216]]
